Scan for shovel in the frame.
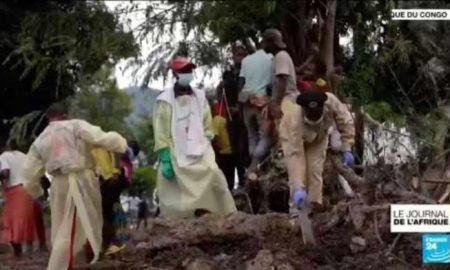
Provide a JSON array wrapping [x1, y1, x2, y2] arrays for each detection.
[[291, 198, 316, 245]]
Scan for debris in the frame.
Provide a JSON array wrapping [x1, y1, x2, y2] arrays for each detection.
[[351, 236, 367, 247], [349, 205, 365, 231], [291, 208, 316, 245], [338, 174, 355, 198], [183, 259, 216, 270], [245, 250, 274, 270], [4, 157, 432, 269], [373, 211, 385, 246], [350, 236, 367, 254], [386, 234, 402, 255]]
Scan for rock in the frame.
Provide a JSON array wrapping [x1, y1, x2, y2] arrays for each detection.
[[349, 205, 365, 231], [183, 259, 215, 270], [246, 250, 274, 270], [352, 236, 367, 247], [214, 253, 231, 261], [350, 236, 367, 254], [248, 172, 259, 181], [411, 177, 420, 190], [136, 242, 149, 250], [277, 264, 295, 270]]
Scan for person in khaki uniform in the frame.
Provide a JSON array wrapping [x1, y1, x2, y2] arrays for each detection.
[[279, 89, 355, 209]]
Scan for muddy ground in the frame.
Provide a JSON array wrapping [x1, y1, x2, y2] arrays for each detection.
[[0, 210, 444, 270], [1, 159, 449, 269]]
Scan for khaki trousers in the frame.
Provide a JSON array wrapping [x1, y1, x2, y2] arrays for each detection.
[[303, 135, 329, 205]]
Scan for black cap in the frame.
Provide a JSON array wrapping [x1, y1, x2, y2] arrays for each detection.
[[263, 29, 287, 49], [296, 90, 328, 109], [46, 102, 68, 118]]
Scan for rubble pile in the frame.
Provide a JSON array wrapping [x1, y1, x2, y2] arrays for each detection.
[[97, 154, 438, 270], [2, 154, 446, 269]]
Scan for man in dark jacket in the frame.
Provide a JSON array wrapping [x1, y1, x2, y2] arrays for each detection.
[[214, 44, 249, 188]]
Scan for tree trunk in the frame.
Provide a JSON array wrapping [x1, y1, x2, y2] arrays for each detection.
[[354, 107, 365, 164], [319, 0, 337, 74], [281, 0, 309, 66]]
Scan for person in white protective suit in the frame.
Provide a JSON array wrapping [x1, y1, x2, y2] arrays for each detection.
[[21, 103, 128, 270], [153, 56, 237, 218]]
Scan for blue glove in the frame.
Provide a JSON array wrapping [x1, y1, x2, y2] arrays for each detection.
[[343, 151, 355, 168], [293, 187, 307, 208], [159, 148, 175, 180]]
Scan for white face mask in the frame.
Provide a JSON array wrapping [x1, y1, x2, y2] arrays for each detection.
[[304, 115, 324, 126], [176, 95, 190, 105], [177, 73, 194, 87]]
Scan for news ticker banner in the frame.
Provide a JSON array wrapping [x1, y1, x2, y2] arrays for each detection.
[[391, 9, 450, 20], [391, 204, 450, 233], [391, 205, 450, 264]]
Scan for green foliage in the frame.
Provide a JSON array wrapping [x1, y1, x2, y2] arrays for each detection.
[[8, 110, 46, 147], [410, 106, 450, 156], [128, 0, 283, 84], [340, 58, 377, 106], [0, 0, 138, 141], [5, 1, 138, 94], [364, 102, 405, 126], [130, 117, 157, 165], [129, 166, 157, 197], [69, 66, 132, 136], [192, 0, 279, 46]]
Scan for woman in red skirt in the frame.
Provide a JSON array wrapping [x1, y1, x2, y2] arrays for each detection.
[[0, 139, 36, 259]]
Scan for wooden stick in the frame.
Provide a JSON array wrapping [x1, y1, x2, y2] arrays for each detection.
[[389, 254, 421, 270], [361, 204, 391, 213], [386, 234, 402, 255], [397, 190, 436, 204], [373, 211, 385, 246], [338, 174, 355, 198], [423, 178, 450, 184], [438, 184, 450, 203]]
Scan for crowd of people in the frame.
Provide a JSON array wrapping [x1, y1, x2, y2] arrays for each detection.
[[0, 28, 355, 269], [210, 28, 355, 209]]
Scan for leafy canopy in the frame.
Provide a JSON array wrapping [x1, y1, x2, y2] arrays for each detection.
[[69, 66, 132, 137]]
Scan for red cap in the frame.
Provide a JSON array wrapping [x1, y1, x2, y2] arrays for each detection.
[[297, 80, 314, 92], [169, 57, 196, 71]]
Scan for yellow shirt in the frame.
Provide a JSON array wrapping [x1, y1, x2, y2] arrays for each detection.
[[91, 148, 119, 180], [212, 115, 232, 155]]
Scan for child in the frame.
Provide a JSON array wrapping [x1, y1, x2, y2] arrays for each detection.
[[92, 141, 140, 256], [136, 194, 149, 230], [107, 142, 140, 254], [0, 139, 36, 260], [303, 56, 332, 92]]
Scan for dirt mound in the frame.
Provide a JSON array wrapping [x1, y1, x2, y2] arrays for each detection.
[[119, 212, 419, 270], [3, 158, 447, 269], [105, 158, 436, 270]]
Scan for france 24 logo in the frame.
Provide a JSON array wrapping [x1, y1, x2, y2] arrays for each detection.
[[422, 234, 450, 263]]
